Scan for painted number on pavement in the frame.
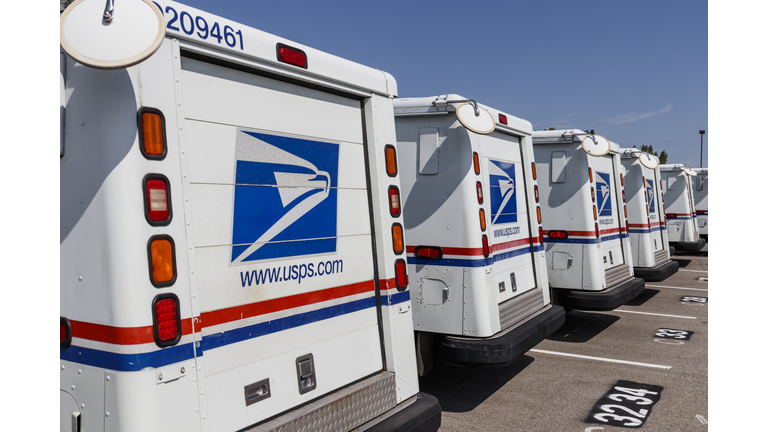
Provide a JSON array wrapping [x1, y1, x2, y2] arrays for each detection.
[[588, 381, 663, 428], [681, 296, 707, 303], [655, 328, 693, 340]]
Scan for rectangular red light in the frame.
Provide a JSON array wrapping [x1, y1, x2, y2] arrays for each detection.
[[388, 186, 401, 217], [476, 182, 484, 204], [549, 230, 568, 240], [278, 44, 307, 68], [395, 259, 408, 291], [482, 235, 490, 258], [153, 294, 181, 346], [146, 179, 169, 221], [499, 114, 508, 125], [415, 246, 443, 260]]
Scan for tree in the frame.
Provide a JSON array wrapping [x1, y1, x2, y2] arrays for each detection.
[[635, 144, 668, 164]]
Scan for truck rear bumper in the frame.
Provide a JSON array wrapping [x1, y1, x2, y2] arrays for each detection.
[[440, 305, 566, 366], [365, 393, 442, 432], [632, 259, 680, 282], [564, 277, 645, 311], [671, 238, 706, 252]]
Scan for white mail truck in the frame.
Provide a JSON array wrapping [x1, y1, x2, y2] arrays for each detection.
[[60, 1, 441, 431], [659, 164, 706, 252], [531, 130, 645, 311], [392, 95, 565, 374], [692, 167, 709, 242], [619, 148, 679, 281]]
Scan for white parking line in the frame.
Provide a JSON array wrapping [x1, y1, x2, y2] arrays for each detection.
[[612, 309, 697, 319], [679, 269, 707, 273], [529, 349, 672, 369], [646, 284, 708, 292]]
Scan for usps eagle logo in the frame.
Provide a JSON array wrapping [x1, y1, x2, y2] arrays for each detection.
[[488, 160, 518, 225], [595, 171, 612, 217], [646, 178, 656, 213], [230, 130, 339, 264]]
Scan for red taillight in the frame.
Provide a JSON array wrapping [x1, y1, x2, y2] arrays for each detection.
[[534, 185, 539, 202], [499, 114, 508, 125], [388, 186, 401, 217], [549, 230, 568, 240], [482, 235, 490, 258], [539, 227, 544, 244], [153, 295, 181, 346], [476, 182, 484, 204], [395, 259, 408, 291], [277, 44, 307, 68], [595, 223, 600, 238], [473, 152, 480, 175], [667, 213, 677, 218], [415, 246, 443, 260], [144, 175, 171, 224], [60, 317, 72, 349]]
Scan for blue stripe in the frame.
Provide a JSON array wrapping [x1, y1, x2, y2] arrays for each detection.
[[628, 226, 662, 234], [382, 290, 412, 306], [201, 297, 376, 352], [60, 342, 196, 372]]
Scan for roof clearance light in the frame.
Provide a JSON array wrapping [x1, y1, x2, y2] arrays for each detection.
[[394, 259, 408, 291], [476, 182, 484, 204], [385, 145, 398, 177], [499, 114, 508, 125], [277, 44, 307, 68], [148, 235, 176, 287], [532, 163, 537, 180], [152, 294, 181, 347], [534, 185, 539, 203], [392, 224, 404, 255], [138, 108, 166, 159], [479, 208, 486, 231], [473, 152, 480, 175], [388, 186, 401, 217], [549, 230, 568, 240], [415, 246, 443, 260], [482, 235, 490, 258]]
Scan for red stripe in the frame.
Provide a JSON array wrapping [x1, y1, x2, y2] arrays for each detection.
[[543, 229, 596, 237], [70, 318, 195, 346], [379, 277, 397, 292], [407, 238, 532, 257], [492, 238, 531, 252], [200, 280, 375, 329], [599, 227, 622, 236]]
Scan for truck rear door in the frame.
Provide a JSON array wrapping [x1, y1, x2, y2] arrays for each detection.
[[589, 155, 626, 271], [179, 56, 383, 430], [479, 132, 542, 309]]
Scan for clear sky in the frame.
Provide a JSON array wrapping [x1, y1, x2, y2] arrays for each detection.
[[179, 0, 708, 167]]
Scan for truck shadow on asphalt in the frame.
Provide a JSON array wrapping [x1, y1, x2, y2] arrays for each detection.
[[544, 311, 621, 343], [418, 355, 535, 413], [624, 288, 660, 306]]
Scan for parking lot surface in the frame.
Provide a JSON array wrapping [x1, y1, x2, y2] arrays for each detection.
[[420, 246, 708, 431]]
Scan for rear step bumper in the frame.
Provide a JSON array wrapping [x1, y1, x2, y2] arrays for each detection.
[[365, 393, 442, 432], [633, 259, 680, 282], [440, 305, 566, 366], [564, 277, 645, 311], [671, 238, 706, 252]]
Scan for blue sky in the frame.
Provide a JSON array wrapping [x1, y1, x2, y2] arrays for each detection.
[[179, 0, 708, 167]]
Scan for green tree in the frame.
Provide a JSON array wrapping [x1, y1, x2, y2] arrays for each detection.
[[636, 144, 668, 164]]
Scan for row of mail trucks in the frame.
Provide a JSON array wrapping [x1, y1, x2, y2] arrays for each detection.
[[60, 1, 698, 431]]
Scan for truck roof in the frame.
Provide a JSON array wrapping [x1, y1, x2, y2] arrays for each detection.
[[393, 94, 532, 133], [532, 129, 620, 153]]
